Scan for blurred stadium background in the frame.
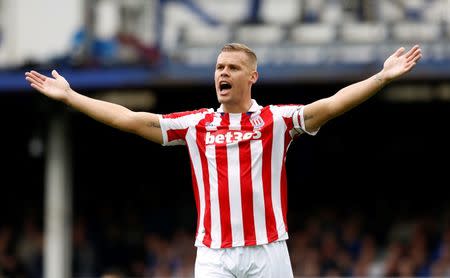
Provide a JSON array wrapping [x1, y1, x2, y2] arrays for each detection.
[[1, 0, 450, 277]]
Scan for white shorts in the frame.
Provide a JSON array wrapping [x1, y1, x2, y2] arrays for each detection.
[[194, 240, 294, 278]]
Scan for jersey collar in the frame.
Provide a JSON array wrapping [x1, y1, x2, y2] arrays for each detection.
[[217, 99, 261, 113]]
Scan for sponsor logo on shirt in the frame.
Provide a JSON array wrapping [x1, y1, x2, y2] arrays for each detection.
[[205, 130, 262, 145]]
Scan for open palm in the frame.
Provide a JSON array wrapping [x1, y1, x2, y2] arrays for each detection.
[[25, 70, 71, 101], [382, 45, 422, 82]]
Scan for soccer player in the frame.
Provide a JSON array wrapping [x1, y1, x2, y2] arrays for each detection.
[[25, 43, 422, 277]]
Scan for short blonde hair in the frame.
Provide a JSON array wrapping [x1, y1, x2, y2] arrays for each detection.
[[220, 43, 257, 70]]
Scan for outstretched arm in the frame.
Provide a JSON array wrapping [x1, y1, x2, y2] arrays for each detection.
[[25, 70, 163, 144], [302, 45, 422, 133]]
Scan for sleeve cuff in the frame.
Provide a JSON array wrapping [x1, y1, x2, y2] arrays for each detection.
[[293, 106, 319, 136]]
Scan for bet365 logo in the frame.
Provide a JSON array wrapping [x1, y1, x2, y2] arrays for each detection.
[[205, 130, 262, 145]]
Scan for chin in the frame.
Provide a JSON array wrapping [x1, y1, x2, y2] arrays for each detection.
[[217, 96, 232, 104], [216, 94, 227, 103]]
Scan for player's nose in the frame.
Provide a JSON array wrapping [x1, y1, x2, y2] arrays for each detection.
[[220, 70, 230, 77]]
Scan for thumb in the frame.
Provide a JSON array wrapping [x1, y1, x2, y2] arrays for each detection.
[[52, 69, 60, 79]]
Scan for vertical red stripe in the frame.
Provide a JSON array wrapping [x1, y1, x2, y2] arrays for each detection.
[[197, 115, 214, 247], [239, 113, 256, 245], [217, 114, 232, 248], [260, 109, 278, 241], [188, 158, 201, 238]]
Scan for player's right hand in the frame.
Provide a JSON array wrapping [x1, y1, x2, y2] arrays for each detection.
[[25, 70, 71, 102]]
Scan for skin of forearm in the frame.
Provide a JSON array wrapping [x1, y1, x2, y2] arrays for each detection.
[[329, 70, 388, 118], [63, 88, 136, 133]]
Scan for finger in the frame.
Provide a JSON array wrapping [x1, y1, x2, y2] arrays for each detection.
[[52, 70, 60, 79], [405, 45, 420, 59], [25, 74, 44, 86], [30, 82, 45, 92], [27, 79, 43, 87], [25, 75, 43, 84], [24, 72, 36, 79], [394, 47, 405, 57], [407, 49, 422, 63], [406, 55, 421, 67], [30, 70, 48, 82], [404, 62, 417, 73], [412, 53, 422, 63]]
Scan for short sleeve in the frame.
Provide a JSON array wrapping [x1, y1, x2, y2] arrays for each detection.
[[271, 104, 319, 137], [159, 108, 211, 146], [292, 106, 319, 136]]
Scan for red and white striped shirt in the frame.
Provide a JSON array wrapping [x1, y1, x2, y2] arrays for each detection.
[[159, 100, 316, 248]]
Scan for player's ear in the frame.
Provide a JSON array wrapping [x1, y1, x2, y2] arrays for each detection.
[[250, 71, 258, 84]]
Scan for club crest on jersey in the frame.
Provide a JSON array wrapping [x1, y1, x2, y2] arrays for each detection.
[[204, 121, 214, 127], [205, 114, 222, 131], [250, 115, 264, 129]]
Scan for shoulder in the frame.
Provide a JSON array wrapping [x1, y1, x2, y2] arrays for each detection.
[[162, 108, 213, 119], [271, 104, 304, 108], [267, 104, 304, 116]]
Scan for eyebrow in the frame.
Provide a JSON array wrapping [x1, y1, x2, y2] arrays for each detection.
[[216, 62, 242, 68]]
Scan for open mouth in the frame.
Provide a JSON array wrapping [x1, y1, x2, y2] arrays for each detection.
[[219, 81, 232, 92]]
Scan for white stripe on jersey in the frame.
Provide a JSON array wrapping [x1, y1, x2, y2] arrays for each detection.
[[206, 144, 222, 248], [227, 113, 244, 245], [228, 113, 241, 131], [187, 128, 206, 245], [250, 140, 268, 245]]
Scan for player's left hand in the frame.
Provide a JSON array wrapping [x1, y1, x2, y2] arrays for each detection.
[[381, 45, 422, 82]]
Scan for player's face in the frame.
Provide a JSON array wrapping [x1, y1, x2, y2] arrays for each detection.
[[215, 51, 257, 111]]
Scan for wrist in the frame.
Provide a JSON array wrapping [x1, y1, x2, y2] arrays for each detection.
[[62, 88, 75, 105], [374, 71, 390, 86]]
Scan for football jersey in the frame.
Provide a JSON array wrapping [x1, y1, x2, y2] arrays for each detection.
[[159, 99, 315, 248]]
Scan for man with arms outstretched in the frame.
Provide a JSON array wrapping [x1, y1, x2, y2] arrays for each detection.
[[25, 43, 422, 277]]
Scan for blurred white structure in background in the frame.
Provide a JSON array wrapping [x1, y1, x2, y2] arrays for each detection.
[[0, 0, 449, 68], [168, 0, 450, 66], [95, 0, 120, 41], [0, 0, 82, 67]]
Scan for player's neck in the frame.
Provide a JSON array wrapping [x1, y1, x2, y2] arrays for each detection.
[[221, 99, 253, 113]]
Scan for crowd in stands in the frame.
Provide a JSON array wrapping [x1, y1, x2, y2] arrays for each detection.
[[50, 0, 450, 68], [2, 202, 450, 277], [1, 0, 448, 71]]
